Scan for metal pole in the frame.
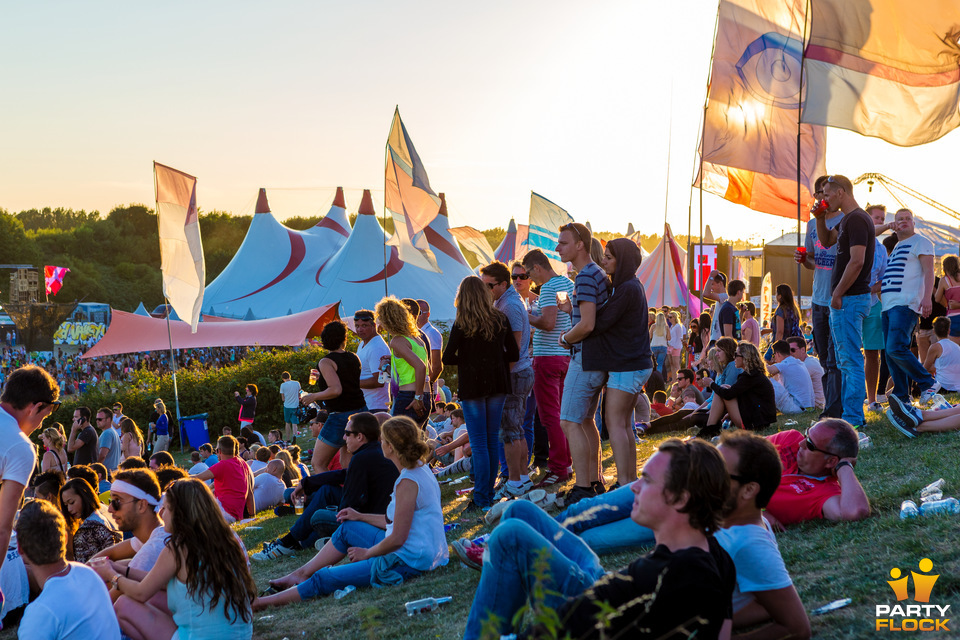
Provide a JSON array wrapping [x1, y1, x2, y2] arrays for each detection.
[[163, 301, 183, 453]]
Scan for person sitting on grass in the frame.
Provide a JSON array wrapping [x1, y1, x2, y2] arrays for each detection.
[[921, 317, 960, 394], [696, 342, 776, 439], [91, 469, 167, 601], [530, 431, 810, 639], [60, 477, 122, 563], [89, 479, 257, 640], [763, 420, 870, 529], [17, 500, 122, 639], [886, 391, 960, 438], [252, 460, 287, 513], [194, 435, 255, 524], [461, 438, 734, 640], [253, 412, 399, 560], [255, 416, 447, 608], [766, 340, 815, 415]]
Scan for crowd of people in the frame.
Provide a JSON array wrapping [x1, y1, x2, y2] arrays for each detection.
[[0, 179, 957, 638], [0, 345, 251, 397]]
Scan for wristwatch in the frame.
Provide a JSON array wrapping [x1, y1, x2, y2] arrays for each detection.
[[110, 574, 121, 590], [834, 460, 854, 473], [560, 334, 572, 348]]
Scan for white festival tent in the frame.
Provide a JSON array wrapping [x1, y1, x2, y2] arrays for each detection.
[[423, 193, 475, 275], [202, 188, 351, 319], [307, 189, 472, 320], [636, 223, 699, 310]]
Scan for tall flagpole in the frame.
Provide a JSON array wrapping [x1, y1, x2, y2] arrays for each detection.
[[796, 0, 812, 313], [661, 86, 674, 308], [163, 300, 184, 454]]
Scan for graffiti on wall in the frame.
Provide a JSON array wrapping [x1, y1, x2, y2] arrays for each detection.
[[54, 321, 106, 346]]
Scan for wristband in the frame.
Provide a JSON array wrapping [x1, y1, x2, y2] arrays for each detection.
[[125, 565, 130, 578], [110, 574, 121, 590]]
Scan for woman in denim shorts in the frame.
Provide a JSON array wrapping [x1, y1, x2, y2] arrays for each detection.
[[582, 238, 652, 487]]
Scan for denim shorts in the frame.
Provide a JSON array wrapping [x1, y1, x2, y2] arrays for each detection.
[[606, 368, 652, 394], [559, 353, 607, 424], [319, 407, 367, 449]]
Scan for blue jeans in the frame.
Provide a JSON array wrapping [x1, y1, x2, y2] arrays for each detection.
[[296, 521, 421, 599], [392, 391, 430, 427], [829, 294, 870, 426], [289, 485, 342, 548], [310, 507, 340, 538], [813, 303, 842, 417], [464, 501, 605, 640], [557, 484, 655, 555], [883, 305, 935, 402], [461, 395, 507, 507], [651, 346, 668, 374]]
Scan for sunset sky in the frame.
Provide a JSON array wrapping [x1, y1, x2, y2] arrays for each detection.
[[3, 0, 959, 243]]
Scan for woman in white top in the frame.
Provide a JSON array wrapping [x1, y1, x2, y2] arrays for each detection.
[[650, 312, 670, 376], [256, 416, 447, 608]]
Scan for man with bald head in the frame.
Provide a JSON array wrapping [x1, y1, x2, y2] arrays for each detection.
[[253, 459, 287, 512]]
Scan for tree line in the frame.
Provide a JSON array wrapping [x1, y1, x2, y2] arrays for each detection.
[[0, 204, 739, 312]]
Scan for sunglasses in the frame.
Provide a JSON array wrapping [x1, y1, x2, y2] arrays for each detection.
[[512, 273, 529, 281], [343, 430, 358, 437], [559, 223, 584, 244], [486, 282, 497, 289], [43, 400, 62, 412], [735, 352, 745, 357], [110, 497, 137, 510], [804, 429, 840, 458], [354, 314, 374, 322], [729, 474, 749, 484]]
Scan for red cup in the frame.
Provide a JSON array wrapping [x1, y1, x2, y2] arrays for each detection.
[[810, 199, 828, 216], [795, 247, 807, 264]]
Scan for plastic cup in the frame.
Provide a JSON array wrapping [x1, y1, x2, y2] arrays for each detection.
[[294, 495, 305, 515], [795, 247, 807, 264], [309, 369, 319, 385]]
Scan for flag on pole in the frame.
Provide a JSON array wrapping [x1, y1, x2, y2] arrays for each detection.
[[449, 226, 497, 265], [761, 272, 773, 326], [43, 266, 70, 296], [525, 192, 573, 274], [385, 108, 442, 272], [154, 162, 205, 332], [802, 0, 960, 146], [697, 0, 827, 220]]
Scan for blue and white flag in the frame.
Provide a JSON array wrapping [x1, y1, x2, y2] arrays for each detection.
[[525, 192, 573, 273]]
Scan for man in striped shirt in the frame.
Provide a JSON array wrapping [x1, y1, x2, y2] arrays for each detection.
[[523, 249, 575, 486], [880, 209, 938, 406]]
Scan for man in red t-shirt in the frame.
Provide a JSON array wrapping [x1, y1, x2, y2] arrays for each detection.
[[764, 420, 870, 529], [195, 435, 254, 523]]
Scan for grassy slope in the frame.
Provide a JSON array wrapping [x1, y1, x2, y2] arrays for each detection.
[[236, 407, 960, 639], [4, 408, 959, 639]]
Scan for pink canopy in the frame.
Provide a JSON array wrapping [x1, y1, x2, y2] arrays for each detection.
[[81, 304, 339, 358]]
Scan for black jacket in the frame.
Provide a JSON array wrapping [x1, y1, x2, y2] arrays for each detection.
[[582, 279, 653, 373], [442, 312, 519, 400], [711, 370, 776, 429], [301, 441, 398, 513]]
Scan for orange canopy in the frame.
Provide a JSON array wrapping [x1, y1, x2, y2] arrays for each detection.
[[81, 304, 338, 358]]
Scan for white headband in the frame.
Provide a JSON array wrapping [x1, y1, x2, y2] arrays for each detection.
[[110, 480, 160, 506]]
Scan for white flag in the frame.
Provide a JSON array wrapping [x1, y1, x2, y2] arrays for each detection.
[[154, 162, 205, 332]]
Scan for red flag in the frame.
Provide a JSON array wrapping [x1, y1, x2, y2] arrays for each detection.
[[44, 266, 70, 296]]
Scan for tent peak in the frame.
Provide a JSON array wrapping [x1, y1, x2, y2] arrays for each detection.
[[358, 189, 376, 216], [255, 188, 270, 214], [438, 193, 448, 217], [333, 186, 345, 209]]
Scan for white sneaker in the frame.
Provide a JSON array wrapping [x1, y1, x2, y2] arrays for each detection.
[[493, 479, 534, 501], [921, 384, 942, 404]]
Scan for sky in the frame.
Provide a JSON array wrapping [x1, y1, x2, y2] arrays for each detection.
[[3, 0, 959, 244]]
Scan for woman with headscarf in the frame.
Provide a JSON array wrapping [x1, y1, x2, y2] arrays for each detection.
[[577, 238, 652, 488]]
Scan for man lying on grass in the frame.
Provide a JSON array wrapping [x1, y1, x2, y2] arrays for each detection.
[[463, 438, 736, 640], [489, 431, 810, 639]]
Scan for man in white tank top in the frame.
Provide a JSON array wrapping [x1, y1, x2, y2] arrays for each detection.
[[923, 318, 960, 393]]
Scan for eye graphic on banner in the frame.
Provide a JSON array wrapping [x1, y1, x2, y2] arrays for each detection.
[[736, 32, 805, 109]]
